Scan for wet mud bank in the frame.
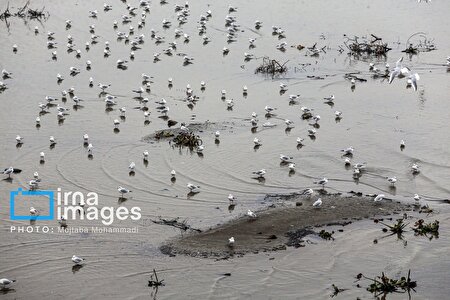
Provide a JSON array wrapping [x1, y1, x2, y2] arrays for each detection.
[[160, 192, 412, 259]]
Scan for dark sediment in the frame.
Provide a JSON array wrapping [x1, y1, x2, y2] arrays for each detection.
[[160, 193, 410, 259]]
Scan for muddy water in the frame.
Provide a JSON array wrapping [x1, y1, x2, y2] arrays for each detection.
[[1, 0, 450, 299]]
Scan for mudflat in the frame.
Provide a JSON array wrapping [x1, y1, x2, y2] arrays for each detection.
[[161, 193, 409, 258]]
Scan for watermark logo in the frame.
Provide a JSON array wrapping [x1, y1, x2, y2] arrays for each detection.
[[9, 188, 141, 225], [10, 188, 54, 221]]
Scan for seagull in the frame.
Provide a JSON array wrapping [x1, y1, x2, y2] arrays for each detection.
[[288, 163, 296, 171], [187, 183, 200, 193], [302, 188, 314, 196], [0, 278, 16, 289], [280, 154, 293, 162], [296, 137, 304, 145], [72, 255, 85, 265], [374, 194, 385, 202], [87, 144, 94, 155], [301, 106, 313, 114], [253, 138, 262, 146], [413, 194, 421, 201], [171, 170, 176, 178], [264, 105, 276, 114], [105, 95, 117, 105], [83, 134, 89, 143], [228, 237, 235, 246], [215, 131, 220, 138], [143, 150, 149, 161], [400, 140, 406, 149], [30, 207, 39, 215], [411, 163, 420, 174], [89, 10, 98, 17], [324, 95, 335, 102], [116, 59, 128, 67], [118, 186, 132, 196], [289, 94, 300, 101], [313, 198, 322, 208], [2, 167, 14, 178], [29, 180, 39, 190], [252, 169, 266, 178], [389, 57, 410, 84], [113, 119, 120, 128], [341, 147, 354, 155], [196, 145, 204, 153], [308, 128, 316, 136], [353, 162, 366, 170], [33, 172, 39, 180], [40, 152, 45, 161], [387, 176, 397, 186], [57, 73, 64, 82], [73, 96, 83, 105], [314, 177, 328, 187], [311, 115, 321, 124], [128, 162, 136, 171], [49, 136, 56, 145], [344, 157, 351, 166], [246, 209, 257, 218], [279, 82, 288, 90], [285, 119, 294, 128], [16, 135, 23, 144], [2, 69, 12, 78], [335, 111, 342, 118], [407, 73, 420, 91], [228, 194, 237, 204], [58, 215, 67, 226]]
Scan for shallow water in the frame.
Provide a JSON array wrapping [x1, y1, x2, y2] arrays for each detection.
[[1, 0, 450, 299]]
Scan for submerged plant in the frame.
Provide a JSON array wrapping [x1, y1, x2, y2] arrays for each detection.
[[330, 284, 347, 298], [379, 218, 408, 239], [356, 270, 417, 298], [412, 219, 439, 240]]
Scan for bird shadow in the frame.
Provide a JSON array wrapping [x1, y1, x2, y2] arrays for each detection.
[[228, 204, 236, 213], [72, 264, 83, 274], [252, 177, 266, 184], [129, 171, 135, 176], [0, 288, 16, 295], [118, 197, 128, 204], [2, 178, 13, 183], [113, 128, 120, 134]]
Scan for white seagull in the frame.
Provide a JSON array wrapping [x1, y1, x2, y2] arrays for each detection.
[[313, 198, 322, 208], [187, 183, 201, 193], [118, 186, 132, 196], [72, 255, 85, 265]]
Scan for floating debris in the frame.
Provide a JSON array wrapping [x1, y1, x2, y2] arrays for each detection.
[[343, 34, 392, 57], [255, 56, 288, 77]]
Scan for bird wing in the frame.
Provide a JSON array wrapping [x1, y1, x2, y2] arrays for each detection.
[[388, 69, 400, 84]]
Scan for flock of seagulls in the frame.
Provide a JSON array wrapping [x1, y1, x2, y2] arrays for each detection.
[[0, 0, 446, 261]]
